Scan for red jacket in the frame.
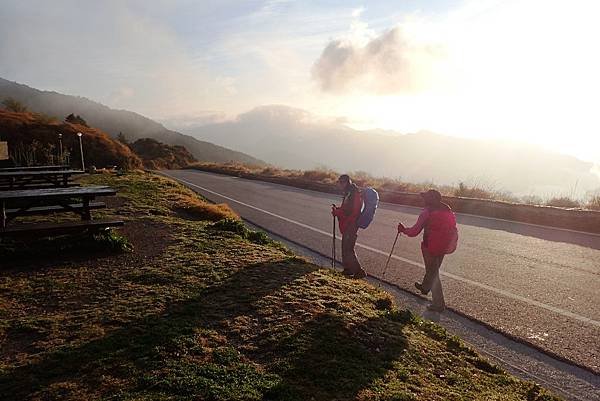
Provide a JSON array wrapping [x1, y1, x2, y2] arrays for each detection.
[[333, 184, 363, 234], [402, 203, 458, 256]]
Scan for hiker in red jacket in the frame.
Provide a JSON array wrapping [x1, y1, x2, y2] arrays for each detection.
[[398, 189, 458, 312], [332, 174, 367, 279]]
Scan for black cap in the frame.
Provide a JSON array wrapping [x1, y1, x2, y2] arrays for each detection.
[[337, 174, 350, 183]]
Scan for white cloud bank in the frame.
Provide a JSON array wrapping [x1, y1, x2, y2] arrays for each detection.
[[312, 26, 445, 94], [310, 0, 600, 164]]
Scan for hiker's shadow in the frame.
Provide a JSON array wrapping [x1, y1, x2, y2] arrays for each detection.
[[0, 258, 316, 398], [266, 311, 409, 399], [1, 259, 410, 400]]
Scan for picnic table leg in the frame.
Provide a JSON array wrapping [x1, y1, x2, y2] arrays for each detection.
[[1, 201, 6, 229], [82, 198, 91, 221]]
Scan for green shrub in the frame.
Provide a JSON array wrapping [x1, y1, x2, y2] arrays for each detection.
[[209, 218, 287, 250], [0, 229, 131, 260], [374, 294, 394, 310], [210, 218, 247, 234]]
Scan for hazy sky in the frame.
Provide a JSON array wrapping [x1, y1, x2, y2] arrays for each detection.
[[1, 0, 599, 163]]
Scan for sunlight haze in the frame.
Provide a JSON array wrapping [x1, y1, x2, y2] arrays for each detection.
[[1, 0, 599, 164]]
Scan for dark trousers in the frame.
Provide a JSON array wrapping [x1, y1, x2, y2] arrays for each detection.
[[341, 222, 364, 275], [421, 247, 446, 308]]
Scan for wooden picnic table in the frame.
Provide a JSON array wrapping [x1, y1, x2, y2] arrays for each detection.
[[0, 169, 84, 190], [0, 165, 70, 172], [0, 186, 116, 229]]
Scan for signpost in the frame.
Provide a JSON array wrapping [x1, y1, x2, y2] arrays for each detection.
[[0, 142, 8, 160]]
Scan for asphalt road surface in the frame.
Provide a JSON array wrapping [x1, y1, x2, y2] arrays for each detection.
[[163, 170, 600, 376]]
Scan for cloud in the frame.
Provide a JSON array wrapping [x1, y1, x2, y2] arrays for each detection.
[[351, 7, 365, 18], [312, 25, 445, 94], [0, 1, 240, 118]]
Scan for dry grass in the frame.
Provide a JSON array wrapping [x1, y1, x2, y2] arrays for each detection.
[[0, 171, 560, 401], [301, 168, 338, 183], [586, 194, 600, 211], [454, 182, 495, 199], [0, 109, 142, 169], [174, 193, 238, 221], [190, 163, 600, 211], [84, 170, 238, 221]]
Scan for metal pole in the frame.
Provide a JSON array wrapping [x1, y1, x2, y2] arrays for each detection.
[[332, 214, 336, 268], [77, 132, 85, 171], [58, 133, 63, 164], [382, 232, 400, 279]]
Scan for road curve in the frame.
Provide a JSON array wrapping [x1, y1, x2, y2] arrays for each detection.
[[162, 169, 600, 375]]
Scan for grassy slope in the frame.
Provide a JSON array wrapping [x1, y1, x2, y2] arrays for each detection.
[[0, 172, 559, 400]]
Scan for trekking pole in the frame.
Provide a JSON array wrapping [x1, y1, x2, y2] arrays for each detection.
[[382, 232, 400, 280], [331, 207, 336, 268]]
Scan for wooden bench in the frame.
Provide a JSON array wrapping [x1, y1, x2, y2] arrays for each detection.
[[6, 201, 105, 217], [1, 186, 119, 229], [0, 165, 70, 172], [0, 219, 124, 238], [0, 170, 84, 190], [0, 185, 123, 241], [0, 182, 81, 191]]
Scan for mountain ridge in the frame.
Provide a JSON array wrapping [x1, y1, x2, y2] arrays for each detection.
[[0, 77, 265, 166], [180, 105, 600, 197]]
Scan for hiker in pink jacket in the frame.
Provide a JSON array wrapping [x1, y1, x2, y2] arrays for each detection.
[[397, 189, 458, 312]]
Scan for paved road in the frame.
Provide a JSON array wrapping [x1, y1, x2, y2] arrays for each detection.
[[163, 170, 600, 375]]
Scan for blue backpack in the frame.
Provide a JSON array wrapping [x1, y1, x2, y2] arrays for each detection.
[[357, 187, 379, 229]]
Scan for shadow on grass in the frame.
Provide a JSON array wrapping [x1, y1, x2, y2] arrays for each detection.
[[265, 312, 409, 401], [1, 258, 409, 400], [0, 220, 170, 274]]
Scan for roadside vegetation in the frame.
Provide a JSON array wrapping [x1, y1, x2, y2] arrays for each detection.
[[190, 162, 600, 211], [126, 137, 198, 169], [0, 106, 141, 169], [0, 171, 559, 400]]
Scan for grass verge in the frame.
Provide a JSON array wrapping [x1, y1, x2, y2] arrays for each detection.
[[0, 171, 559, 400]]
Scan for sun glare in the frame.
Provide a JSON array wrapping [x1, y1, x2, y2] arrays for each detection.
[[335, 0, 600, 163]]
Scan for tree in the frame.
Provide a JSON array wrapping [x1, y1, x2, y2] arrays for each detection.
[[1, 98, 28, 113], [65, 113, 88, 127], [117, 132, 129, 144]]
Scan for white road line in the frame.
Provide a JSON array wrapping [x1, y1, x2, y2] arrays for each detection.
[[164, 172, 600, 328]]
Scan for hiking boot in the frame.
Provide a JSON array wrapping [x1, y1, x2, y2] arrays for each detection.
[[414, 282, 428, 295], [426, 304, 445, 313], [353, 270, 367, 279]]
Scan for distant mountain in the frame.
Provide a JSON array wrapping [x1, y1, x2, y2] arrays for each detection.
[[0, 78, 264, 166], [182, 105, 600, 197]]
